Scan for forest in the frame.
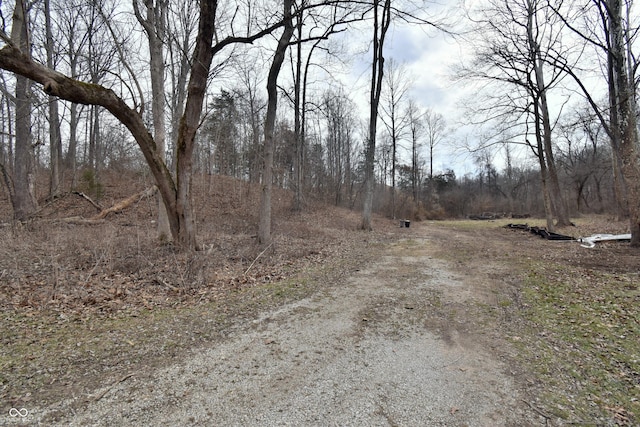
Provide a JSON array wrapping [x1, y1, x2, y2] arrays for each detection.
[[0, 0, 638, 247], [1, 1, 640, 424]]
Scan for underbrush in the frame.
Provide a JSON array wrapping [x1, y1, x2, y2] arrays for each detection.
[[0, 174, 397, 413]]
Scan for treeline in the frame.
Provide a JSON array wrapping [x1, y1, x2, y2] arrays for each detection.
[[0, 82, 621, 223], [0, 0, 638, 248]]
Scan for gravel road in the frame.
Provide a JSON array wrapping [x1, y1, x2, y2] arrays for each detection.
[[23, 236, 539, 426]]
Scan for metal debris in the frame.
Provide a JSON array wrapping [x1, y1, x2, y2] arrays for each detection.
[[578, 234, 632, 248]]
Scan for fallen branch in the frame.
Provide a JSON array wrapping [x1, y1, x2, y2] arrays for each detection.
[[92, 373, 134, 402], [91, 186, 156, 220], [59, 216, 105, 225], [244, 238, 277, 275], [73, 191, 103, 211], [522, 399, 552, 421]]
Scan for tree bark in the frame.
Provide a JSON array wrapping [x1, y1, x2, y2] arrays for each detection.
[[608, 0, 640, 246], [11, 0, 38, 220], [526, 1, 570, 227], [292, 11, 304, 212], [0, 44, 180, 234], [44, 0, 62, 197], [134, 0, 171, 241], [91, 186, 156, 220], [258, 0, 294, 245], [173, 0, 217, 249], [531, 96, 555, 231]]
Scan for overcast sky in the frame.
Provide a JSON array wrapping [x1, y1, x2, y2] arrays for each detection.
[[336, 3, 477, 177]]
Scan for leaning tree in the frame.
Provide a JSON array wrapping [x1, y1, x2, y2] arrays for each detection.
[[0, 0, 291, 249]]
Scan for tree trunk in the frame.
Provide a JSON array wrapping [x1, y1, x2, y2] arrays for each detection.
[[362, 0, 391, 231], [135, 0, 171, 241], [532, 99, 555, 232], [67, 102, 79, 184], [0, 0, 286, 249], [173, 0, 217, 249], [45, 0, 62, 197], [258, 0, 294, 245], [527, 3, 570, 227], [605, 7, 630, 222], [609, 0, 640, 246], [292, 11, 303, 212], [539, 87, 571, 226], [11, 0, 38, 220]]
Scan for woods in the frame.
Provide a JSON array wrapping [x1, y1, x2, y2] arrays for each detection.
[[0, 0, 639, 246], [1, 2, 639, 424]]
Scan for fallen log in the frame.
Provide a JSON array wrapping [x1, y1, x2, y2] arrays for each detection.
[[91, 186, 156, 220]]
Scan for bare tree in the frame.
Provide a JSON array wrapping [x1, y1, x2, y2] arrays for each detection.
[[166, 0, 197, 167], [0, 0, 292, 248], [322, 88, 356, 206], [423, 108, 445, 181], [288, 1, 362, 211], [362, 0, 391, 231], [133, 0, 171, 240], [550, 0, 640, 245], [462, 0, 571, 229], [233, 58, 266, 183], [557, 108, 611, 212], [43, 0, 62, 197], [379, 58, 411, 219], [9, 0, 38, 220], [259, 0, 295, 245], [406, 99, 424, 203]]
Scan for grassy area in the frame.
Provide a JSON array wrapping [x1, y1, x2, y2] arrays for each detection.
[[518, 263, 639, 425], [428, 218, 639, 425]]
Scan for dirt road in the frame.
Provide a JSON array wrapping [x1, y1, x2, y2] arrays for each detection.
[[24, 228, 539, 426]]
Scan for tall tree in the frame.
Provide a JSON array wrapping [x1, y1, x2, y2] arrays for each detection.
[[288, 1, 359, 211], [379, 58, 411, 219], [134, 0, 171, 241], [259, 0, 295, 245], [362, 0, 391, 231], [423, 108, 445, 181], [525, 0, 571, 226], [462, 0, 571, 229], [233, 59, 265, 183], [10, 0, 38, 220], [44, 0, 62, 197], [550, 0, 640, 245], [0, 0, 291, 248], [406, 99, 424, 203], [322, 89, 356, 206], [606, 0, 640, 245], [166, 0, 196, 167]]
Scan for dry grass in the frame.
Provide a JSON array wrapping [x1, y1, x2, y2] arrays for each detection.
[[425, 218, 639, 426], [0, 171, 401, 411], [1, 171, 638, 425]]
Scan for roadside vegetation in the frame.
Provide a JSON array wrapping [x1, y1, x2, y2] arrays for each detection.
[[429, 218, 639, 426], [1, 171, 637, 425]]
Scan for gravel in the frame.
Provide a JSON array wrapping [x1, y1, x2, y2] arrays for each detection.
[[16, 237, 539, 426]]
